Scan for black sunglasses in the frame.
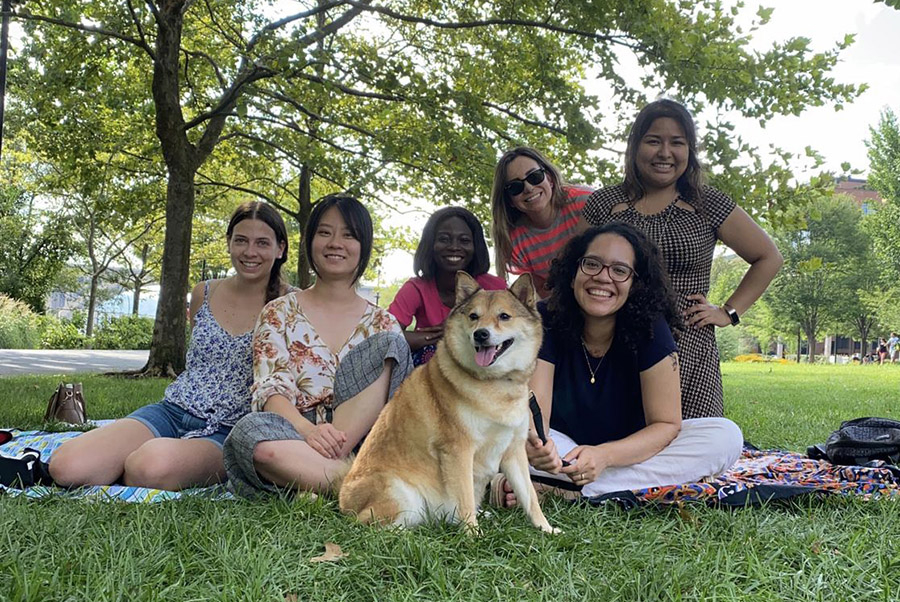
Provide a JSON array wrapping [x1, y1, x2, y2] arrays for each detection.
[[504, 168, 546, 197]]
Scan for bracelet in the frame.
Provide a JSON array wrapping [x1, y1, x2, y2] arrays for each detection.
[[723, 304, 740, 326]]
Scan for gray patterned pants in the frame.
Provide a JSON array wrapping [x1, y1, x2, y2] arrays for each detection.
[[223, 331, 412, 497]]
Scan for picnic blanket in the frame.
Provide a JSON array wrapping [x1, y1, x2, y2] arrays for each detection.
[[0, 424, 233, 502], [2, 428, 898, 506]]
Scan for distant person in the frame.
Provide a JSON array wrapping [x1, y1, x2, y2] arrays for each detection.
[[50, 202, 290, 490], [878, 338, 889, 365], [583, 99, 782, 419], [888, 332, 899, 363], [491, 147, 592, 298], [389, 207, 506, 365]]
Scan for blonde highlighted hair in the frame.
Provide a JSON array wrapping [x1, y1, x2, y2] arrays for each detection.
[[489, 147, 567, 279]]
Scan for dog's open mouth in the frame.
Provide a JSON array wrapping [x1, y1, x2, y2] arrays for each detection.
[[474, 338, 514, 367]]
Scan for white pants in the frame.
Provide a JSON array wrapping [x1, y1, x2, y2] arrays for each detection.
[[531, 417, 744, 497]]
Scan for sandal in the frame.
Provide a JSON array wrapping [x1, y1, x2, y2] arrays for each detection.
[[488, 473, 515, 508]]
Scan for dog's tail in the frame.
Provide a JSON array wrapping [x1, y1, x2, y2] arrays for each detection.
[[328, 454, 355, 493]]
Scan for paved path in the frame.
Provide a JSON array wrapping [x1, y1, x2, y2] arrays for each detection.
[[0, 349, 150, 376]]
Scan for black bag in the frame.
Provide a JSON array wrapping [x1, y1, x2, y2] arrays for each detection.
[[0, 448, 53, 488], [811, 417, 900, 466]]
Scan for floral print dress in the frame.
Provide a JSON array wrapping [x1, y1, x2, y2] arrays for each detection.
[[250, 292, 401, 423]]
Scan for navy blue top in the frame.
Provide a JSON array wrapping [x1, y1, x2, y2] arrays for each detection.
[[538, 302, 678, 446]]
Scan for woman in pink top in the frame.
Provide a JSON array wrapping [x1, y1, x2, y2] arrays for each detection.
[[389, 206, 507, 364]]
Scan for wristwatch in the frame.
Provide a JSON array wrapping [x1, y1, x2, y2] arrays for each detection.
[[723, 304, 740, 326]]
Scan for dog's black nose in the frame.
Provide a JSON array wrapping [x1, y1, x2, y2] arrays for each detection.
[[473, 328, 490, 344]]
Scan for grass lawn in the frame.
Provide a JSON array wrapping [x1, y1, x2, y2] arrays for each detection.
[[1, 364, 899, 601]]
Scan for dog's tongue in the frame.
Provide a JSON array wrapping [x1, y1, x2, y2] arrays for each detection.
[[475, 345, 498, 367]]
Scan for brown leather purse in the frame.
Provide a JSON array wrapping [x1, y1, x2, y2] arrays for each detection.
[[44, 383, 87, 424]]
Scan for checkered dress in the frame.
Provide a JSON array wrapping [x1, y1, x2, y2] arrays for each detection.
[[583, 184, 736, 419]]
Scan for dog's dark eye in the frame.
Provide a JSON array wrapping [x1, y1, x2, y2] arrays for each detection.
[[498, 312, 511, 321], [468, 312, 479, 321]]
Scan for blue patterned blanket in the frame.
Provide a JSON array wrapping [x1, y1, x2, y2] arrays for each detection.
[[0, 423, 233, 502], [3, 427, 898, 505]]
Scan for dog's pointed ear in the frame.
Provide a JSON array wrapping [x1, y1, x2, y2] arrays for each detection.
[[455, 271, 481, 305], [509, 273, 536, 309]]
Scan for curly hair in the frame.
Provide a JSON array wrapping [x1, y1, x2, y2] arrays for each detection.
[[413, 206, 491, 280], [623, 98, 705, 210], [490, 146, 568, 279], [545, 222, 681, 353]]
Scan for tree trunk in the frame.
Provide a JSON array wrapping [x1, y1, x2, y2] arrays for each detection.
[[296, 164, 313, 289], [144, 166, 195, 376], [85, 273, 99, 340], [132, 243, 148, 315], [806, 331, 816, 363], [796, 329, 801, 363], [143, 2, 198, 376]]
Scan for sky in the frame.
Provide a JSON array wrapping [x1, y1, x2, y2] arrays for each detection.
[[376, 1, 900, 285], [733, 0, 900, 176]]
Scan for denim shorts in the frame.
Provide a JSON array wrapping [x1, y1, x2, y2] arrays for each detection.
[[127, 401, 231, 448]]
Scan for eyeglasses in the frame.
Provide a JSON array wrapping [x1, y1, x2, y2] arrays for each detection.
[[504, 168, 546, 197], [578, 257, 636, 282]]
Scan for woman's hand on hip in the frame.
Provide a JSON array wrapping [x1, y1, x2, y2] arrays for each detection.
[[306, 423, 347, 459], [560, 445, 609, 485], [684, 293, 731, 329]]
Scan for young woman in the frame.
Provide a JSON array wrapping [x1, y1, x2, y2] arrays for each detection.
[[49, 201, 290, 491], [583, 99, 783, 418], [389, 206, 506, 364], [490, 147, 592, 298], [223, 194, 412, 496], [494, 223, 742, 506]]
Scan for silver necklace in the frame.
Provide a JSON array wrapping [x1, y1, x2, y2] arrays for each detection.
[[580, 339, 605, 385]]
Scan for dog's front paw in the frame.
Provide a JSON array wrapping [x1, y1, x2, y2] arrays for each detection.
[[541, 524, 562, 535], [463, 520, 484, 537]]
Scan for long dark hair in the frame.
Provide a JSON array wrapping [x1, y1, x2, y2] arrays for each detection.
[[305, 193, 373, 284], [226, 201, 288, 303], [546, 222, 681, 353], [623, 99, 704, 208], [490, 146, 568, 279], [413, 206, 491, 280]]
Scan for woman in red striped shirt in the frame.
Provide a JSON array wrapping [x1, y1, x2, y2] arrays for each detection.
[[491, 147, 592, 298]]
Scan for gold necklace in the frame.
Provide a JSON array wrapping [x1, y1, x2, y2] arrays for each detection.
[[580, 339, 605, 385]]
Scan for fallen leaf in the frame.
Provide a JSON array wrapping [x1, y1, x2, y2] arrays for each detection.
[[283, 595, 298, 602], [310, 542, 348, 563], [676, 503, 697, 525]]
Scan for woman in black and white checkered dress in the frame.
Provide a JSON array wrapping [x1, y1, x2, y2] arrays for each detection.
[[583, 99, 783, 419]]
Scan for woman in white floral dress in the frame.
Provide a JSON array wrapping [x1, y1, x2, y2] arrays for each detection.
[[224, 194, 411, 496]]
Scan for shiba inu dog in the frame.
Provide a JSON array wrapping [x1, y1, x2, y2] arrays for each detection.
[[339, 272, 557, 533]]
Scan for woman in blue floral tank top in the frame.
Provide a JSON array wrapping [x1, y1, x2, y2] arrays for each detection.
[[49, 202, 290, 491]]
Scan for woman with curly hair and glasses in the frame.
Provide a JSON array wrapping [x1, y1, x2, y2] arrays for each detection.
[[583, 99, 782, 419], [490, 147, 593, 298], [491, 223, 742, 506]]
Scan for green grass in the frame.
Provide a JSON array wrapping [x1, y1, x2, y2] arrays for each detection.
[[2, 364, 900, 601]]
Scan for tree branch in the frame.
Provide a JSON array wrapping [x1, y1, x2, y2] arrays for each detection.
[[246, 1, 351, 53], [347, 1, 640, 48], [293, 72, 404, 101], [126, 0, 156, 60], [18, 11, 155, 59], [202, 0, 245, 51]]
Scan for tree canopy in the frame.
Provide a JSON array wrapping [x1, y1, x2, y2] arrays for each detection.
[[10, 0, 865, 371]]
